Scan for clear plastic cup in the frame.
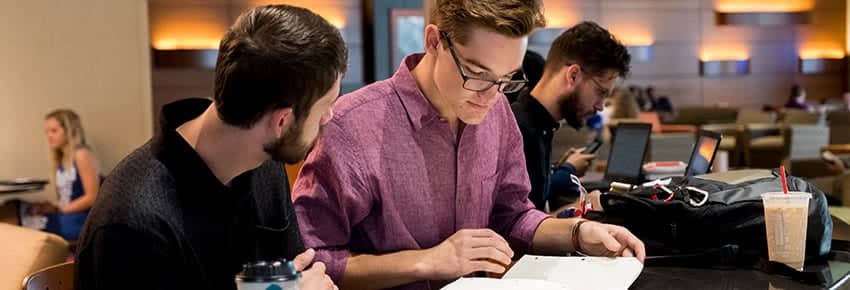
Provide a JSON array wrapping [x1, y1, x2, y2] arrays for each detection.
[[761, 192, 812, 271]]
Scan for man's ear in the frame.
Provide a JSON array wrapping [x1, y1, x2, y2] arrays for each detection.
[[424, 24, 442, 55], [564, 64, 581, 89], [270, 107, 294, 138]]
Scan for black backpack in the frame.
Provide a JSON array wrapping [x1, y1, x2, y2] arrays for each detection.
[[585, 170, 832, 272]]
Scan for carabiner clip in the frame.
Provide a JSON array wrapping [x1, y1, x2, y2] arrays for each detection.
[[686, 186, 709, 207]]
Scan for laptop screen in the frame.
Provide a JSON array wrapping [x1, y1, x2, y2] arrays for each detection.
[[606, 123, 651, 182], [685, 132, 721, 176]]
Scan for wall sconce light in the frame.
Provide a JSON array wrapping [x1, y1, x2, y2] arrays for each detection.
[[798, 49, 845, 74], [151, 25, 347, 70], [152, 49, 218, 70], [799, 50, 845, 75], [700, 60, 750, 76], [627, 45, 654, 63], [613, 33, 654, 63], [529, 28, 565, 45], [150, 8, 346, 70], [714, 0, 812, 26], [700, 49, 750, 76], [151, 38, 220, 70], [799, 58, 844, 74], [716, 11, 810, 26]]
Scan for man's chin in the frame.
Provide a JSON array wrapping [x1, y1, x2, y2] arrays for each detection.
[[458, 109, 493, 125]]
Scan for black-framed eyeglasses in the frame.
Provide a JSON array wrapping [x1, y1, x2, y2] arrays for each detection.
[[568, 63, 615, 99], [440, 31, 528, 94], [586, 73, 611, 99]]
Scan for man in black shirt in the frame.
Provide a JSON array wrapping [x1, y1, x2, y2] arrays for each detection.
[[75, 5, 347, 290], [513, 22, 631, 212]]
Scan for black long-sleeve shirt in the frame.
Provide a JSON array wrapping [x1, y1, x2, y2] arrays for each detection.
[[75, 98, 304, 290], [512, 92, 579, 210]]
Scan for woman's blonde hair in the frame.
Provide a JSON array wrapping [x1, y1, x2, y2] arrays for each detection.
[[609, 89, 641, 119], [45, 109, 87, 169]]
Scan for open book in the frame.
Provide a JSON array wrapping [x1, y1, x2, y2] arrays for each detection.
[[442, 255, 644, 290]]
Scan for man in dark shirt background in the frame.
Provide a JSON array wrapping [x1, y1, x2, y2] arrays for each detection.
[[505, 50, 546, 104], [513, 21, 631, 212], [75, 5, 345, 290]]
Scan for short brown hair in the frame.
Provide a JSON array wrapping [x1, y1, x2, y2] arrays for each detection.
[[545, 21, 630, 78], [214, 5, 348, 128], [430, 0, 546, 44]]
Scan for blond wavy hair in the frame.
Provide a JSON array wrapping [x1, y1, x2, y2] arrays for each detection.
[[45, 109, 88, 170]]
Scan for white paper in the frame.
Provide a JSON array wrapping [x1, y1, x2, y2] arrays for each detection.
[[502, 255, 644, 290], [441, 278, 571, 290]]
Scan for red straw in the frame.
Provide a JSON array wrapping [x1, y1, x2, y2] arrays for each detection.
[[779, 166, 789, 194]]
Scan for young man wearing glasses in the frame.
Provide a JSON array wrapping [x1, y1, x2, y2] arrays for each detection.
[[513, 22, 631, 212], [292, 2, 645, 289]]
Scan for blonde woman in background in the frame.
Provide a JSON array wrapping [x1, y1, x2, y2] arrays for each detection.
[[25, 109, 100, 241], [609, 88, 642, 119]]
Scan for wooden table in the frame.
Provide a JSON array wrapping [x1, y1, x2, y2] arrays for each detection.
[[0, 184, 47, 225], [824, 144, 850, 154]]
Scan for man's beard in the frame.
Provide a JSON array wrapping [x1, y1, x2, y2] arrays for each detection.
[[559, 90, 585, 130], [263, 119, 315, 164]]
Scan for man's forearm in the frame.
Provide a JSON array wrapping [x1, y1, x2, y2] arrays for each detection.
[[530, 218, 578, 255], [340, 249, 430, 290]]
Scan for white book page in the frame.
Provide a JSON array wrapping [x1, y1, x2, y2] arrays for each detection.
[[441, 278, 572, 290], [502, 255, 644, 290]]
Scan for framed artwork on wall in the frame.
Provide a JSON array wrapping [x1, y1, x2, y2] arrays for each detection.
[[365, 0, 423, 82], [390, 9, 425, 72]]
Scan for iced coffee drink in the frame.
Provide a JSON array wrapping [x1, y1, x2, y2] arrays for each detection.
[[762, 192, 812, 271]]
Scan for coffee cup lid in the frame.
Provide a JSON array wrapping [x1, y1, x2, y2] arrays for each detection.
[[237, 259, 299, 282]]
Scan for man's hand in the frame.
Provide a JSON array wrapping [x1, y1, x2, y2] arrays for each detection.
[[557, 148, 596, 176], [577, 221, 646, 263], [294, 249, 337, 290], [418, 229, 514, 280], [827, 159, 847, 175]]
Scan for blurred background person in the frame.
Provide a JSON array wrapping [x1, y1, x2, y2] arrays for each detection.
[[842, 92, 850, 112], [23, 109, 100, 241], [505, 50, 546, 103], [643, 86, 658, 111], [785, 84, 813, 112], [609, 88, 642, 120]]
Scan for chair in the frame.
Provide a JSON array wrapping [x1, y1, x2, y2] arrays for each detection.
[[742, 124, 785, 168], [668, 107, 738, 126], [829, 111, 850, 145], [638, 112, 697, 134], [737, 110, 776, 124], [742, 110, 820, 168], [747, 124, 829, 169], [0, 224, 69, 290], [702, 110, 776, 167], [22, 262, 74, 290], [782, 110, 821, 125]]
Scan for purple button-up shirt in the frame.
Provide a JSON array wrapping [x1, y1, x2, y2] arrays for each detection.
[[292, 54, 549, 290]]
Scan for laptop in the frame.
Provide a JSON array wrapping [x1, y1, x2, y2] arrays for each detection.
[[584, 123, 652, 191], [684, 130, 722, 176]]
